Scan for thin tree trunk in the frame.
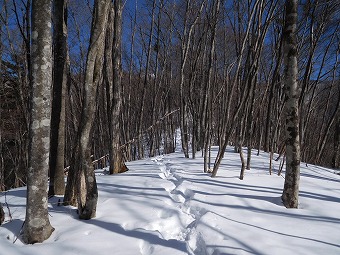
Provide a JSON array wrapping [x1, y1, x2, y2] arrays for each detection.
[[104, 4, 114, 172], [203, 0, 220, 172], [0, 30, 4, 192], [179, 0, 206, 159], [269, 151, 273, 175], [211, 0, 262, 177], [137, 0, 156, 159], [239, 144, 246, 180]]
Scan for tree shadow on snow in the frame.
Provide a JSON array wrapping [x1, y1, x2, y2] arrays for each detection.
[[0, 219, 25, 243], [83, 219, 188, 253]]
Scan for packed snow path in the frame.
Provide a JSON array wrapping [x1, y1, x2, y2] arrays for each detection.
[[151, 155, 208, 254]]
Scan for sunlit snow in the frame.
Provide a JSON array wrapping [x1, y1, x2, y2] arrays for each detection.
[[1, 147, 339, 254]]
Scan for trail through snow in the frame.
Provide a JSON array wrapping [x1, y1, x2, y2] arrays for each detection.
[[1, 147, 340, 255], [151, 155, 208, 254]]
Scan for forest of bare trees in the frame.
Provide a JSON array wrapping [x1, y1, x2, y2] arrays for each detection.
[[0, 0, 339, 241]]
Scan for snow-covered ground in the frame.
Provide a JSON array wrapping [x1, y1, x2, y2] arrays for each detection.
[[1, 147, 340, 255]]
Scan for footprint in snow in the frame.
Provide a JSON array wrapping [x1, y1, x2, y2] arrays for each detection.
[[84, 230, 91, 236], [139, 240, 154, 255]]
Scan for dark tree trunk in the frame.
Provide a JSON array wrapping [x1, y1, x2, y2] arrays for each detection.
[[0, 31, 4, 192], [49, 0, 68, 197], [332, 117, 340, 169], [0, 203, 4, 225]]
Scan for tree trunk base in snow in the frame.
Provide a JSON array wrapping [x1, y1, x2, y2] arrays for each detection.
[[109, 159, 128, 174], [22, 223, 54, 244], [0, 204, 4, 225], [78, 197, 97, 220], [281, 194, 298, 209]]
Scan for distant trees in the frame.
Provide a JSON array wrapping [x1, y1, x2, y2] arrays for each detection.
[[22, 0, 54, 243], [211, 0, 281, 177], [0, 0, 31, 191]]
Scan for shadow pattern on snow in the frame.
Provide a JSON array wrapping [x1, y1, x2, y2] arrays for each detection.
[[83, 219, 188, 253]]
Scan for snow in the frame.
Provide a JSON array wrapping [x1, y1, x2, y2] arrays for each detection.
[[1, 147, 340, 255]]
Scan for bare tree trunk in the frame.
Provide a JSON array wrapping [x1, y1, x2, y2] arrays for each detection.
[[49, 0, 68, 197], [211, 0, 262, 178], [104, 4, 114, 171], [149, 0, 164, 158], [137, 0, 156, 159], [109, 0, 126, 174], [269, 151, 273, 175], [67, 0, 110, 220], [239, 145, 246, 180], [238, 114, 246, 180], [121, 0, 138, 162], [332, 117, 340, 169], [179, 0, 206, 159], [314, 63, 340, 164], [203, 0, 220, 172], [0, 29, 4, 192], [281, 0, 300, 209], [23, 0, 54, 243], [79, 0, 109, 219], [0, 203, 4, 225]]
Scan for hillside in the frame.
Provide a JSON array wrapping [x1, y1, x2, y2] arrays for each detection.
[[1, 147, 340, 255]]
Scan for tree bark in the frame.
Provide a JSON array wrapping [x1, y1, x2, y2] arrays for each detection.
[[80, 0, 109, 219], [281, 0, 300, 209], [23, 0, 54, 243], [203, 0, 220, 172], [0, 203, 4, 225], [0, 29, 4, 192], [68, 0, 110, 220], [332, 117, 340, 169], [108, 0, 126, 174], [49, 0, 68, 197]]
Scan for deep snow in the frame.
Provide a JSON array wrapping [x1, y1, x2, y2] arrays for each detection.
[[1, 147, 340, 255]]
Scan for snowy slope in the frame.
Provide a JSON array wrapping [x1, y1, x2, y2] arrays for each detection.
[[1, 147, 340, 255]]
